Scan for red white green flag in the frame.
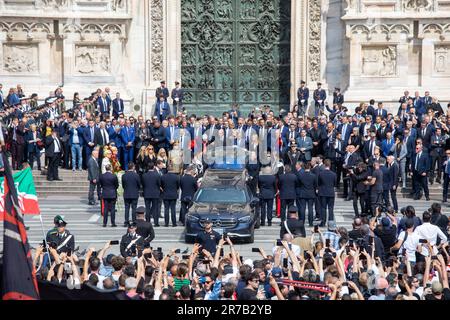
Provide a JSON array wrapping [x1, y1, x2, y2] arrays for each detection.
[[0, 167, 40, 219]]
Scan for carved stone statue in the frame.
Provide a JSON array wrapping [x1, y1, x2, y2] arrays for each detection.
[[3, 45, 38, 73], [362, 46, 397, 76], [75, 45, 110, 74], [112, 0, 124, 11], [404, 0, 432, 10]]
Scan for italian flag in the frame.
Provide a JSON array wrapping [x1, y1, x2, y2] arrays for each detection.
[[0, 167, 40, 219]]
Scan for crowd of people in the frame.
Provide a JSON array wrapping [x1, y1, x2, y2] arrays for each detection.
[[1, 81, 450, 300], [36, 203, 449, 300]]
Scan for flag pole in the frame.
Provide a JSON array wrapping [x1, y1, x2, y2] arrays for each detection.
[[0, 122, 51, 267]]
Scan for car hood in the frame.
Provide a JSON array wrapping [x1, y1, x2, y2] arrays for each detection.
[[192, 202, 250, 216]]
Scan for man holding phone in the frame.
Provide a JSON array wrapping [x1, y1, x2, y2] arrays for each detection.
[[195, 218, 221, 256]]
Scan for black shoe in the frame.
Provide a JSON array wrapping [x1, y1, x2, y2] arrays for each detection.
[[426, 197, 430, 201], [56, 178, 63, 181], [102, 224, 107, 227], [173, 224, 177, 227], [88, 202, 95, 205], [25, 226, 30, 231], [111, 224, 117, 227], [261, 222, 265, 226], [47, 178, 54, 181], [165, 224, 169, 227], [436, 179, 441, 184], [268, 221, 272, 226], [443, 200, 447, 203], [154, 224, 160, 227], [123, 222, 129, 227]]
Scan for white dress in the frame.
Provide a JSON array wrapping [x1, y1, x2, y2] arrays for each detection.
[[101, 157, 112, 174]]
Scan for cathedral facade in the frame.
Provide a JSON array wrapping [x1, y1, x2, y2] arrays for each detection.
[[0, 0, 449, 115]]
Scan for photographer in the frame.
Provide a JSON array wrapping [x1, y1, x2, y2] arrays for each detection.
[[349, 162, 370, 217], [372, 207, 398, 260]]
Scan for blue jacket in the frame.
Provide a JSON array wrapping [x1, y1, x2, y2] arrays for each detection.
[[83, 126, 98, 146], [69, 127, 85, 146], [154, 101, 171, 120], [97, 98, 110, 114], [25, 131, 42, 153], [411, 151, 430, 174], [108, 126, 123, 148], [7, 93, 20, 106], [381, 138, 395, 157], [120, 126, 135, 146]]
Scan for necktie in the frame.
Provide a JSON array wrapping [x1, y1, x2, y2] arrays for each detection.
[[171, 126, 174, 140], [422, 129, 425, 137], [342, 124, 346, 138], [415, 153, 420, 170], [55, 137, 60, 151]]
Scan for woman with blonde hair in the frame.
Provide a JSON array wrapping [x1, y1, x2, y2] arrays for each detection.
[[101, 147, 113, 174], [157, 147, 169, 174]]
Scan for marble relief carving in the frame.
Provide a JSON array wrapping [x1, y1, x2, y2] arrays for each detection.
[[403, 0, 433, 10], [151, 0, 164, 81], [308, 0, 321, 82], [434, 45, 450, 74], [3, 43, 38, 73], [75, 45, 110, 75], [362, 46, 397, 76]]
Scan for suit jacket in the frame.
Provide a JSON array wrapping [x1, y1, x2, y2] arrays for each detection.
[[120, 126, 135, 146], [297, 136, 313, 161], [45, 135, 63, 157], [338, 123, 352, 145], [317, 169, 336, 197], [381, 138, 395, 157], [8, 124, 25, 145], [112, 98, 125, 117], [171, 88, 184, 105], [180, 174, 198, 200], [374, 108, 388, 118], [97, 97, 110, 114], [278, 172, 297, 200], [26, 130, 42, 153], [99, 172, 119, 199], [417, 125, 434, 150], [297, 87, 309, 103], [297, 171, 317, 199], [149, 126, 166, 149], [142, 170, 161, 199], [161, 172, 180, 200], [388, 162, 399, 189], [411, 151, 430, 174], [87, 156, 100, 182], [122, 171, 141, 200], [155, 87, 170, 101], [154, 101, 171, 120], [363, 140, 381, 161], [333, 93, 344, 105], [352, 170, 370, 194], [95, 128, 111, 147], [258, 174, 277, 199], [83, 126, 98, 147], [313, 89, 326, 105]]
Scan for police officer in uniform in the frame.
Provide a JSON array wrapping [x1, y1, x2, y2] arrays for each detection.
[[45, 215, 63, 241], [120, 222, 145, 258], [46, 216, 75, 254], [135, 207, 155, 248], [194, 218, 221, 256]]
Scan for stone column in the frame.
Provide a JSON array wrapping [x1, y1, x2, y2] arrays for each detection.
[[290, 0, 307, 106], [165, 0, 182, 93]]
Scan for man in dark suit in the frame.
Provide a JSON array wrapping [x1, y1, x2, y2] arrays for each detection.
[[26, 123, 42, 170], [313, 82, 326, 117], [297, 162, 317, 226], [99, 164, 119, 227], [97, 92, 110, 120], [9, 117, 25, 170], [429, 127, 445, 184], [297, 80, 309, 116], [149, 119, 166, 153], [258, 166, 277, 226], [83, 119, 98, 161], [342, 145, 361, 200], [135, 207, 155, 248], [112, 92, 125, 119], [387, 156, 399, 212], [374, 102, 388, 119], [411, 144, 430, 201], [154, 94, 171, 122], [45, 128, 63, 182], [142, 163, 161, 225], [171, 81, 183, 115], [417, 118, 434, 153], [333, 87, 344, 105], [363, 131, 380, 162], [338, 116, 352, 148], [179, 167, 198, 225], [161, 168, 180, 227], [155, 80, 170, 101], [278, 166, 298, 223], [122, 162, 141, 226], [317, 160, 336, 226], [87, 147, 100, 205], [349, 162, 370, 217]]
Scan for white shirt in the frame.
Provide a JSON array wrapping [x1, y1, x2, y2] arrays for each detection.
[[53, 137, 61, 153], [414, 222, 448, 256], [272, 244, 301, 263], [89, 272, 106, 289], [397, 231, 421, 262]]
